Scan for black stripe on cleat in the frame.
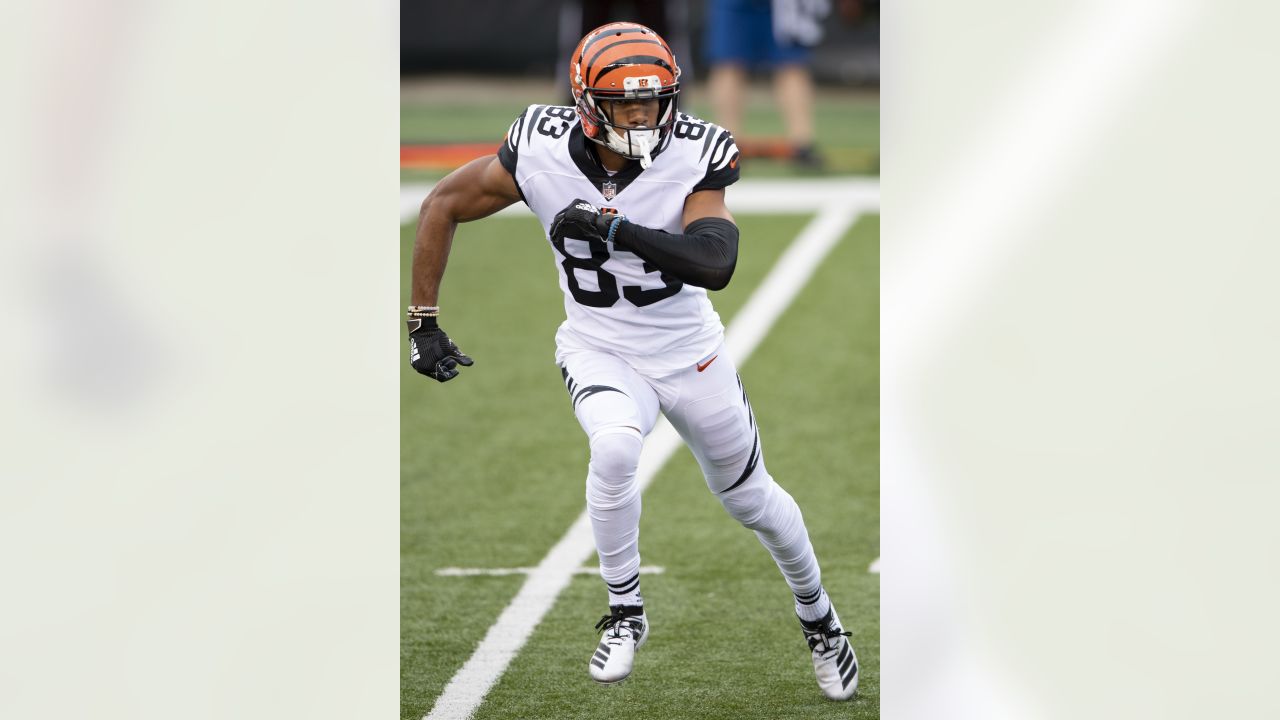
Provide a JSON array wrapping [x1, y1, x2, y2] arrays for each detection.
[[841, 660, 858, 689]]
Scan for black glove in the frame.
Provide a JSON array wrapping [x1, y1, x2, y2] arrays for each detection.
[[408, 315, 473, 382], [549, 198, 618, 243]]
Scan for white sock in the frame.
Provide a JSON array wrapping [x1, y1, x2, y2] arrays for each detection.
[[605, 571, 644, 608], [794, 586, 831, 623]]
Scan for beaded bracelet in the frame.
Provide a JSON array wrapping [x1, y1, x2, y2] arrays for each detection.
[[606, 216, 625, 244]]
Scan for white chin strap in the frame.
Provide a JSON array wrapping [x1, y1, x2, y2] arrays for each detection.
[[635, 134, 654, 169], [605, 126, 659, 169]]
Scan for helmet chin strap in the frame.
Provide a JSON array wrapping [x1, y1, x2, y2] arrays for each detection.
[[604, 125, 659, 168], [635, 134, 654, 169]]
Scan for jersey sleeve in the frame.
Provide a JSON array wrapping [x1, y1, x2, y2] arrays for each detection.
[[497, 107, 532, 177], [692, 127, 741, 193]]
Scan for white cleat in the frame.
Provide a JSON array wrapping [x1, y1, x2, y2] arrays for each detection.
[[588, 605, 648, 684], [801, 607, 858, 701]]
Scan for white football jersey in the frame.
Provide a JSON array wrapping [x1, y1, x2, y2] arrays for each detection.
[[498, 104, 741, 376]]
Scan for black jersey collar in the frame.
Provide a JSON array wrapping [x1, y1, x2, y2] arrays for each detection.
[[569, 125, 665, 201]]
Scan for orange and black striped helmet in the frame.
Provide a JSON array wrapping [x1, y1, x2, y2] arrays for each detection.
[[569, 22, 681, 160]]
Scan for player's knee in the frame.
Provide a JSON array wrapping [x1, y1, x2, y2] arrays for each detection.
[[588, 427, 643, 487], [718, 470, 773, 527], [718, 470, 799, 532]]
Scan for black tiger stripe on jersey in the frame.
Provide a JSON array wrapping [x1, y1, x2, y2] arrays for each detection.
[[507, 113, 526, 153], [496, 109, 531, 206], [709, 135, 736, 170], [707, 128, 733, 163], [698, 118, 718, 161], [525, 105, 545, 144], [694, 128, 740, 192]]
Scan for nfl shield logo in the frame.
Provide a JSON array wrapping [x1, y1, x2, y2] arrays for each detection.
[[601, 180, 617, 201]]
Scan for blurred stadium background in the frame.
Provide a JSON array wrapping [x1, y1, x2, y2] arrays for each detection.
[[401, 2, 880, 719], [401, 0, 879, 179]]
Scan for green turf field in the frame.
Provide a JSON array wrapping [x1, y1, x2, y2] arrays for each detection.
[[401, 78, 880, 180], [401, 210, 880, 719]]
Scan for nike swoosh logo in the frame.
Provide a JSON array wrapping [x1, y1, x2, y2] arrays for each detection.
[[696, 355, 718, 372]]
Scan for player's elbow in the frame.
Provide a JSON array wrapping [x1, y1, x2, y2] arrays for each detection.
[[684, 217, 739, 291], [421, 187, 468, 230], [699, 260, 736, 291], [674, 249, 735, 290], [419, 188, 438, 224], [420, 186, 450, 221]]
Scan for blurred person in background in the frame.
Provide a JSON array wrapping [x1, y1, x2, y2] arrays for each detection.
[[407, 20, 858, 701], [705, 0, 832, 168]]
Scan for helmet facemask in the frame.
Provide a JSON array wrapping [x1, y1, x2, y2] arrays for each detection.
[[580, 76, 678, 169]]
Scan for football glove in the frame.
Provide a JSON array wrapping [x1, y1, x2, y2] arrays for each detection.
[[408, 315, 473, 382], [549, 198, 620, 244]]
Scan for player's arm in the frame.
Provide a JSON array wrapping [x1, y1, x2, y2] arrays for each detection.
[[412, 155, 521, 306], [408, 155, 521, 382], [627, 188, 738, 290], [549, 189, 739, 291]]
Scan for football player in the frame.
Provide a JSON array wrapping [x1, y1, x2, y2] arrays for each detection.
[[408, 21, 858, 701]]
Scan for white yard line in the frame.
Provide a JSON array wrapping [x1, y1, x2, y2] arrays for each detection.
[[435, 566, 666, 577], [869, 557, 881, 574], [419, 183, 878, 720]]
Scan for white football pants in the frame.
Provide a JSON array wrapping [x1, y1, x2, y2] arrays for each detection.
[[559, 343, 824, 606]]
